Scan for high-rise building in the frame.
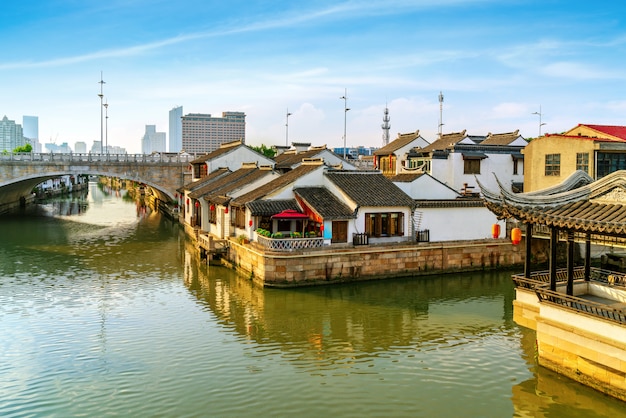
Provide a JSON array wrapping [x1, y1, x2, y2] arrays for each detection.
[[22, 115, 41, 152], [0, 115, 25, 152], [169, 106, 183, 153], [141, 125, 166, 154], [181, 111, 245, 154]]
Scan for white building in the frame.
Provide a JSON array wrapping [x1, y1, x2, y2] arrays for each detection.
[[182, 112, 246, 154], [74, 141, 87, 153], [408, 130, 527, 195], [169, 106, 183, 153], [141, 125, 166, 154]]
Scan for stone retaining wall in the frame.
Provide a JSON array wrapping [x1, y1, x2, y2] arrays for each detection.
[[225, 238, 524, 287]]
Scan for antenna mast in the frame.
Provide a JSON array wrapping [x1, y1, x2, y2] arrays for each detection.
[[438, 91, 444, 137], [381, 104, 391, 146]]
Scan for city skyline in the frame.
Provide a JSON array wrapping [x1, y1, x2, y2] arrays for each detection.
[[2, 1, 626, 154]]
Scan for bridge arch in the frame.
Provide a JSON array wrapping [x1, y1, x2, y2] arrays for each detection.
[[0, 153, 193, 211]]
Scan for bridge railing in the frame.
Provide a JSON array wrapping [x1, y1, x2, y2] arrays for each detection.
[[0, 152, 196, 164]]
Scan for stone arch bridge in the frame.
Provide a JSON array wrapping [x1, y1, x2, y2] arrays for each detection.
[[0, 153, 193, 212]]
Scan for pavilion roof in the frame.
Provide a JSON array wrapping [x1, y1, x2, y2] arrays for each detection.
[[478, 170, 626, 235]]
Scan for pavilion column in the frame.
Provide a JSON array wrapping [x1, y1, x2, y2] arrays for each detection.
[[585, 232, 591, 281], [567, 230, 574, 296], [549, 227, 558, 292], [524, 222, 533, 279]]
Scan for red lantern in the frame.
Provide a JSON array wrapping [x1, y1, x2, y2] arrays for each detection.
[[249, 219, 253, 227], [195, 201, 199, 208], [186, 198, 189, 205], [175, 193, 178, 199], [320, 224, 324, 232], [511, 227, 522, 245], [491, 223, 500, 239], [210, 204, 215, 211], [224, 207, 229, 214]]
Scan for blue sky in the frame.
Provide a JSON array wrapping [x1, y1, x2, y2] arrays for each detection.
[[2, 0, 626, 153]]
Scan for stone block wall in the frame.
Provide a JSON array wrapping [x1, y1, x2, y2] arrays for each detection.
[[536, 309, 626, 402], [226, 238, 524, 287]]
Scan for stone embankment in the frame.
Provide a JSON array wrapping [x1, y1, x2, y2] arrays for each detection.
[[223, 238, 524, 287]]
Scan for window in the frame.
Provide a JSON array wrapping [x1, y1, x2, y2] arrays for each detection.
[[545, 154, 560, 176], [365, 212, 404, 237], [597, 152, 626, 178], [463, 159, 481, 174], [513, 158, 519, 175], [576, 153, 589, 173]]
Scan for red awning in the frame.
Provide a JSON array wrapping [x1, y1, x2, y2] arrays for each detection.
[[271, 209, 309, 219]]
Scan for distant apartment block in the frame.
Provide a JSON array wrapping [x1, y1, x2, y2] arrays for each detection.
[[0, 115, 25, 152], [74, 141, 87, 153], [169, 106, 183, 153], [141, 125, 166, 154], [182, 111, 246, 154]]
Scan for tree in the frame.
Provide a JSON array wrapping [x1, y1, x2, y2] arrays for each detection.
[[13, 144, 33, 153], [250, 144, 276, 158]]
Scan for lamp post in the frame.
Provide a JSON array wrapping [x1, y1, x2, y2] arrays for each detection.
[[104, 100, 109, 155], [532, 105, 546, 137], [98, 71, 105, 155], [340, 88, 350, 159], [285, 108, 292, 146]]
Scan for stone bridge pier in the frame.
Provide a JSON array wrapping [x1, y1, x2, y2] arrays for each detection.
[[0, 153, 194, 213]]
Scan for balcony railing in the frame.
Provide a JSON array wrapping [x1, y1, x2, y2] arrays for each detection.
[[534, 286, 626, 325], [257, 235, 324, 251]]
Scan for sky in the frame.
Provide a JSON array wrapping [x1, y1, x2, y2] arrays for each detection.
[[2, 0, 626, 154]]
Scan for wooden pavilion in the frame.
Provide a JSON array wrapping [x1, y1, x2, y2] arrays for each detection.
[[478, 170, 626, 401]]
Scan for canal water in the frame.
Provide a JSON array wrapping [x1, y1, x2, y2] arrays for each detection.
[[1, 183, 625, 418]]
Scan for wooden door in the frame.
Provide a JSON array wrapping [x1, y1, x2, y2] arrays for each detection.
[[332, 221, 348, 243]]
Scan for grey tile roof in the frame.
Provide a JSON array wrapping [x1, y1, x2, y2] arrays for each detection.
[[374, 130, 422, 156], [417, 130, 467, 153], [388, 173, 426, 182], [246, 199, 300, 216], [189, 141, 243, 164], [178, 167, 230, 193], [324, 170, 416, 207], [231, 162, 324, 206], [189, 167, 258, 199], [481, 130, 524, 146], [293, 187, 355, 220]]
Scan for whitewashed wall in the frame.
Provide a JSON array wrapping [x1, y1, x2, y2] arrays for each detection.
[[417, 206, 499, 241]]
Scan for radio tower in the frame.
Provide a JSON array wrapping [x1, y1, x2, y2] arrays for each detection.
[[438, 91, 444, 138], [381, 104, 391, 146]]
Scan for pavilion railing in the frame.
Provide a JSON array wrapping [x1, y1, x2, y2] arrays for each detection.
[[534, 286, 626, 325], [257, 235, 324, 251], [512, 267, 626, 289]]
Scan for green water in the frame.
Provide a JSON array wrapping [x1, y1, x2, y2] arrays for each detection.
[[0, 183, 624, 417]]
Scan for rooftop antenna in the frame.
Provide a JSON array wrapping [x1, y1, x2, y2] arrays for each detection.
[[438, 91, 444, 137], [381, 103, 391, 146]]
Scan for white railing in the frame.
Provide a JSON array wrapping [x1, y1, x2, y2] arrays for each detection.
[[0, 152, 195, 164], [257, 235, 324, 251]]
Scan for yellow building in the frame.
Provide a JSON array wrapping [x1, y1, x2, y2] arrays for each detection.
[[523, 124, 626, 192]]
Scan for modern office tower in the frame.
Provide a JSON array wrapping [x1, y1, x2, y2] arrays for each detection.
[[169, 106, 183, 152], [0, 115, 25, 152], [181, 111, 246, 154], [141, 125, 166, 154], [75, 141, 87, 153], [22, 115, 41, 152]]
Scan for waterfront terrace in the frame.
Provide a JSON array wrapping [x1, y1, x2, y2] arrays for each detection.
[[479, 169, 626, 401]]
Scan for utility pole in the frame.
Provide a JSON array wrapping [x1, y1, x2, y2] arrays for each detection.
[[340, 89, 350, 159]]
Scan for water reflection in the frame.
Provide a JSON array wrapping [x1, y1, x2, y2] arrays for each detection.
[[2, 187, 625, 418]]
